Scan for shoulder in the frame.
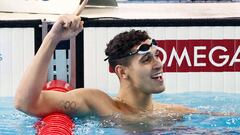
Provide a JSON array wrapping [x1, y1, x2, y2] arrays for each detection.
[[72, 88, 118, 115]]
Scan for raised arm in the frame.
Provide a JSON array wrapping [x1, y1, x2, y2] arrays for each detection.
[[14, 0, 90, 117]]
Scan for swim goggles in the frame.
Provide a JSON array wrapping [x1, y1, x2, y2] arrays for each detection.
[[104, 39, 158, 61]]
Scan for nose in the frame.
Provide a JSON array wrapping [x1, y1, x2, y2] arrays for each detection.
[[152, 56, 163, 71]]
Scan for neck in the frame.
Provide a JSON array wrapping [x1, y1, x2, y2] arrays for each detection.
[[117, 84, 153, 112]]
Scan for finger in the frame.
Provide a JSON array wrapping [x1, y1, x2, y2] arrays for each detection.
[[79, 21, 84, 29], [71, 21, 84, 37], [75, 20, 81, 30], [73, 21, 84, 33], [72, 19, 80, 30], [63, 21, 72, 28], [73, 21, 84, 31], [73, 0, 88, 16]]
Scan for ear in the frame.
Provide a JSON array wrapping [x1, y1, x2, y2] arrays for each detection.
[[115, 65, 129, 79]]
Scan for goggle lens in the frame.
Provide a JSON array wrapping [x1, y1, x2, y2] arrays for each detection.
[[137, 39, 157, 54], [137, 44, 152, 54]]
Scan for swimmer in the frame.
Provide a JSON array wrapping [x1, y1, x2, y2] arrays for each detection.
[[14, 0, 237, 123]]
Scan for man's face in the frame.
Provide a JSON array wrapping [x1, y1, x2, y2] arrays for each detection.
[[126, 39, 165, 94]]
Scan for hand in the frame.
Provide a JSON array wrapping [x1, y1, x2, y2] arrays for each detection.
[[48, 0, 88, 42]]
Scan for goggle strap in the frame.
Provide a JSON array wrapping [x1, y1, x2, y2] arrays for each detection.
[[152, 45, 161, 51]]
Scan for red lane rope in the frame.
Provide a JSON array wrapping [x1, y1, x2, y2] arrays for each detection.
[[35, 80, 75, 135]]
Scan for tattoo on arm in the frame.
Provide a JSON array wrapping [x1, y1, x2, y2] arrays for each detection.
[[59, 100, 77, 114], [59, 98, 90, 116]]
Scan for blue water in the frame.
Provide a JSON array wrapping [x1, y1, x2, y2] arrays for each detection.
[[1, 92, 240, 135]]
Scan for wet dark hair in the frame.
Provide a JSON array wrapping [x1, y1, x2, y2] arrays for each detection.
[[105, 29, 150, 70]]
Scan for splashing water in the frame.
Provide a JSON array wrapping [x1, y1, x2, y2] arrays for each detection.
[[1, 92, 240, 134]]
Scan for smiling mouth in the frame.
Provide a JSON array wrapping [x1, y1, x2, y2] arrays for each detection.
[[151, 72, 164, 82]]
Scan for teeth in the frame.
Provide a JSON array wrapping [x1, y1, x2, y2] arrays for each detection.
[[152, 72, 163, 78]]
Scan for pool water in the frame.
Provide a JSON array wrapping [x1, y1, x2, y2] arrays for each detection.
[[1, 92, 240, 135]]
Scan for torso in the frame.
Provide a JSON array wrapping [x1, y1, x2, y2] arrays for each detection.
[[99, 98, 186, 131], [106, 97, 186, 121], [111, 97, 190, 115], [74, 89, 195, 129]]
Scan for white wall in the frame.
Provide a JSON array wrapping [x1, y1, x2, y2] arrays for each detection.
[[0, 0, 79, 15], [0, 28, 34, 97], [84, 27, 240, 94], [1, 26, 239, 96], [1, 2, 240, 20]]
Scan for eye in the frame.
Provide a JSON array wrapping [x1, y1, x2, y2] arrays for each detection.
[[141, 54, 152, 63]]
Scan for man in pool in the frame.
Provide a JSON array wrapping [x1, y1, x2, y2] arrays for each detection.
[[15, 0, 209, 121]]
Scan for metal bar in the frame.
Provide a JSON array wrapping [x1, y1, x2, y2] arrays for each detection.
[[70, 37, 76, 88]]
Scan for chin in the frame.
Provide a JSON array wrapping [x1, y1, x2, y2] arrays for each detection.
[[152, 85, 165, 94]]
